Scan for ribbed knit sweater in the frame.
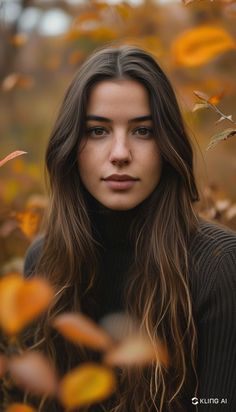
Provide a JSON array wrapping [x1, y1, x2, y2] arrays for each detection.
[[22, 200, 236, 412]]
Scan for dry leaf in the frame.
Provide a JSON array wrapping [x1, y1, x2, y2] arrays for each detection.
[[172, 25, 236, 67], [52, 312, 113, 351], [104, 336, 169, 368], [59, 363, 116, 409], [15, 209, 41, 238], [9, 34, 28, 47], [0, 273, 53, 336], [207, 128, 236, 149], [6, 403, 37, 412], [8, 352, 58, 396], [2, 74, 34, 91], [0, 151, 27, 168]]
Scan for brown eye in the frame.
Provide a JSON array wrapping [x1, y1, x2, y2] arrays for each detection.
[[134, 127, 153, 137], [86, 127, 107, 137]]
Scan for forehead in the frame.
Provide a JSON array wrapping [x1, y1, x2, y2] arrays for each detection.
[[86, 79, 151, 119]]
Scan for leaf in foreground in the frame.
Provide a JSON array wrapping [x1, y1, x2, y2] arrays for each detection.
[[0, 151, 27, 168], [59, 363, 116, 409], [6, 403, 37, 412], [0, 273, 53, 336], [104, 336, 169, 368], [8, 351, 58, 396], [52, 312, 113, 351], [207, 128, 236, 150]]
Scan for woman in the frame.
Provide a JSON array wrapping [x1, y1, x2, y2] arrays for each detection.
[[23, 45, 236, 412]]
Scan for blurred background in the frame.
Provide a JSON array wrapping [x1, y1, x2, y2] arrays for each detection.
[[1, 0, 236, 272]]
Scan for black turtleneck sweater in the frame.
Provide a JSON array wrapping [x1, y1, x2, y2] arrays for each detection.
[[22, 198, 236, 412]]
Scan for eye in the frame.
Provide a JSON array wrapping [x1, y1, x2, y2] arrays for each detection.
[[133, 127, 153, 138], [86, 126, 108, 138]]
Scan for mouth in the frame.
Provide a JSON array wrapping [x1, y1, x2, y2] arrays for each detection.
[[102, 174, 139, 190]]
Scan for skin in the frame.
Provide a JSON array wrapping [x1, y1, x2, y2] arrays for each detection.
[[78, 79, 162, 211]]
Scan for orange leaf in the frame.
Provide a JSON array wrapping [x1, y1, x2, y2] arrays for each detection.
[[59, 363, 116, 409], [8, 352, 58, 396], [0, 151, 27, 168], [0, 273, 53, 336], [172, 25, 236, 67], [2, 74, 34, 91], [9, 34, 28, 47], [15, 209, 41, 238], [104, 336, 169, 368], [6, 403, 37, 412], [52, 312, 113, 351]]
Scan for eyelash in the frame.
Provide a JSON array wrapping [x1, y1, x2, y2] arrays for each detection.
[[85, 126, 154, 138]]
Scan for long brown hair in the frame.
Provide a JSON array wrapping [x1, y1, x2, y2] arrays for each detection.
[[30, 45, 199, 411]]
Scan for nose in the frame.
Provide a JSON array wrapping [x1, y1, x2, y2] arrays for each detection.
[[109, 134, 132, 166]]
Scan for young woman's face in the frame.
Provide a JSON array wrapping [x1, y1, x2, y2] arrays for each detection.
[[78, 79, 162, 210]]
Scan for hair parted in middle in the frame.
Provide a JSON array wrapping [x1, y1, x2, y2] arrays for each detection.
[[30, 45, 199, 412]]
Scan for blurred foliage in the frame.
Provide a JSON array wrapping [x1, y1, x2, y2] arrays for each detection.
[[1, 0, 236, 268]]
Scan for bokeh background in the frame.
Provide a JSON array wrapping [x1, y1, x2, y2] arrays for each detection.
[[1, 0, 236, 272]]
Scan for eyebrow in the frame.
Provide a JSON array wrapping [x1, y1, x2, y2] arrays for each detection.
[[85, 115, 152, 123]]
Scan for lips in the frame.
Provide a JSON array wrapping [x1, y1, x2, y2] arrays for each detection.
[[102, 174, 139, 190], [103, 174, 139, 182]]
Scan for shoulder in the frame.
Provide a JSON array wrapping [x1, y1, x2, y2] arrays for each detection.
[[188, 219, 236, 308], [23, 235, 45, 277]]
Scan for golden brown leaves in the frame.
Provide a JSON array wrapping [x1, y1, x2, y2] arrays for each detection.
[[172, 25, 235, 67], [52, 312, 113, 351], [15, 209, 41, 239], [6, 404, 37, 412], [0, 273, 54, 336], [0, 151, 27, 168], [59, 363, 116, 409]]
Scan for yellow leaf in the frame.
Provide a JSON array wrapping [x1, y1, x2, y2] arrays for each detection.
[[15, 209, 41, 238], [0, 273, 53, 336], [6, 404, 37, 412], [8, 352, 58, 396], [52, 312, 113, 351], [172, 25, 236, 67], [59, 363, 116, 409], [0, 151, 27, 168]]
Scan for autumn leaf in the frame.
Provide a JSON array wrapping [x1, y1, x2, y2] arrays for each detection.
[[104, 335, 169, 368], [8, 352, 58, 396], [9, 34, 28, 47], [52, 312, 113, 351], [207, 128, 236, 150], [0, 273, 54, 336], [192, 102, 210, 112], [171, 25, 236, 67], [15, 208, 41, 238], [59, 363, 116, 409], [6, 403, 37, 412], [0, 151, 27, 168], [2, 74, 34, 91]]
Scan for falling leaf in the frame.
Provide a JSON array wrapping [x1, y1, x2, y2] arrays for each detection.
[[207, 128, 236, 150], [9, 34, 28, 47], [104, 336, 169, 368], [8, 352, 58, 396], [52, 313, 113, 351], [215, 114, 233, 124], [2, 74, 34, 91], [193, 90, 210, 101], [59, 363, 116, 409], [15, 208, 41, 238], [0, 273, 53, 336], [6, 403, 37, 412], [0, 151, 27, 168], [192, 102, 210, 112], [208, 91, 225, 105], [172, 25, 236, 67], [0, 354, 7, 378]]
